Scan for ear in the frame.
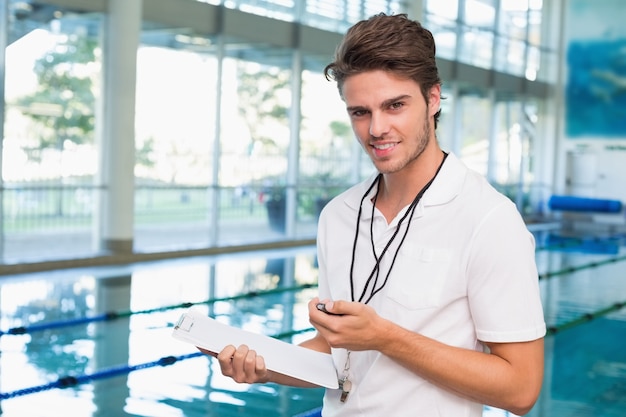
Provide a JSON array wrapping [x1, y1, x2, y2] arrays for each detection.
[[427, 84, 441, 118]]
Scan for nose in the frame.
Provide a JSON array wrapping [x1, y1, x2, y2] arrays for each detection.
[[369, 112, 390, 138]]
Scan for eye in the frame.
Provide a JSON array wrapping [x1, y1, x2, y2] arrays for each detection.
[[350, 109, 368, 118], [389, 101, 404, 110]]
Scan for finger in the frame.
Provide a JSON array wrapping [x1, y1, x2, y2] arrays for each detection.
[[255, 355, 271, 383], [309, 306, 340, 333], [231, 344, 251, 381], [217, 344, 237, 362], [216, 345, 237, 375], [310, 297, 335, 315], [242, 348, 263, 381], [255, 355, 266, 373], [324, 299, 358, 316], [308, 297, 321, 311], [321, 300, 336, 314], [312, 299, 344, 319]]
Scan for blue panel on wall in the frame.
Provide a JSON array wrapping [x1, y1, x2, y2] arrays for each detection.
[[566, 39, 626, 137]]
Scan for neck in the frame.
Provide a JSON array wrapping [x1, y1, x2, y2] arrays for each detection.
[[376, 149, 446, 221]]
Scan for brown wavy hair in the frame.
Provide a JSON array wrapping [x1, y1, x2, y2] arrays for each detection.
[[324, 13, 442, 127]]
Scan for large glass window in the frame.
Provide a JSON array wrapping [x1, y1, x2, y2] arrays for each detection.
[[465, 0, 496, 28], [458, 0, 496, 68], [0, 0, 557, 266], [3, 11, 102, 262], [298, 65, 355, 232], [495, 0, 545, 80], [426, 0, 550, 80], [217, 50, 294, 240], [459, 29, 494, 68], [459, 93, 491, 176], [133, 35, 217, 252], [491, 99, 538, 213], [494, 36, 526, 76], [526, 1, 543, 81], [426, 0, 459, 20], [425, 0, 459, 60], [496, 0, 529, 76]]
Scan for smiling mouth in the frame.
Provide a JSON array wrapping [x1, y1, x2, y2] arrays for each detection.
[[372, 142, 397, 150]]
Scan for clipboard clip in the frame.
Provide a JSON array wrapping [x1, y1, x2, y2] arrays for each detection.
[[174, 313, 194, 332]]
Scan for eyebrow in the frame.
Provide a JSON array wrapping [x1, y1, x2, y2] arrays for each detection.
[[346, 94, 412, 113]]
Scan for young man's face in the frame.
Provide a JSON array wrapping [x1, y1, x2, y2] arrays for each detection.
[[341, 70, 440, 175]]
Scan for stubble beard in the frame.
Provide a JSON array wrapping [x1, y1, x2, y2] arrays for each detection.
[[374, 116, 432, 175]]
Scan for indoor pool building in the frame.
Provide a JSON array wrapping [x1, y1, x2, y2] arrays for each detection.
[[0, 1, 625, 416]]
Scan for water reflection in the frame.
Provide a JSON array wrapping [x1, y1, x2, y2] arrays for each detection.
[[0, 247, 324, 417], [1, 241, 625, 416], [19, 279, 93, 381], [93, 275, 131, 417]]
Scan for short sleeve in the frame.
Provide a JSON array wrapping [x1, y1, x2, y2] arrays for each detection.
[[467, 200, 546, 342]]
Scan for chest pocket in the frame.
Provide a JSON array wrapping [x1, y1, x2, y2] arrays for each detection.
[[385, 246, 452, 310]]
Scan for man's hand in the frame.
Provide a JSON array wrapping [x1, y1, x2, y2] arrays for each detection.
[[308, 297, 389, 351], [198, 341, 326, 388], [201, 344, 271, 384]]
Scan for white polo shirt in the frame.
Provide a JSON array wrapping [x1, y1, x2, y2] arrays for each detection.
[[316, 153, 546, 417]]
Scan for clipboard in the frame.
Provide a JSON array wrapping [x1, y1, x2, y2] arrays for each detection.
[[171, 306, 339, 389]]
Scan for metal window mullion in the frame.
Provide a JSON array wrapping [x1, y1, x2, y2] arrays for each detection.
[[0, 0, 7, 260], [209, 34, 225, 247]]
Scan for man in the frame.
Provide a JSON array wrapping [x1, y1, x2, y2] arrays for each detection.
[[209, 13, 546, 416]]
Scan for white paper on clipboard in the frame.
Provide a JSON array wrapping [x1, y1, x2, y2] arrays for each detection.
[[171, 306, 339, 389]]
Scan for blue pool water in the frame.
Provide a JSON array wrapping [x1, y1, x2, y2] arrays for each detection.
[[1, 234, 625, 417]]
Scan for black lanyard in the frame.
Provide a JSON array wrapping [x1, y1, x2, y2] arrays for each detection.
[[348, 152, 448, 304]]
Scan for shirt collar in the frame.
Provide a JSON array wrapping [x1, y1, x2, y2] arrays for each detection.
[[421, 152, 465, 207], [342, 152, 466, 220]]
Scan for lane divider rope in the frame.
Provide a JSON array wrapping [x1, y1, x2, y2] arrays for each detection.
[[1, 300, 625, 401]]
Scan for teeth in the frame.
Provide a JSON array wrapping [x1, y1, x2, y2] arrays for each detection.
[[373, 143, 395, 150]]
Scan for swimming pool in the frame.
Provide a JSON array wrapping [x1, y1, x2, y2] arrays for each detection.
[[1, 234, 625, 416]]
